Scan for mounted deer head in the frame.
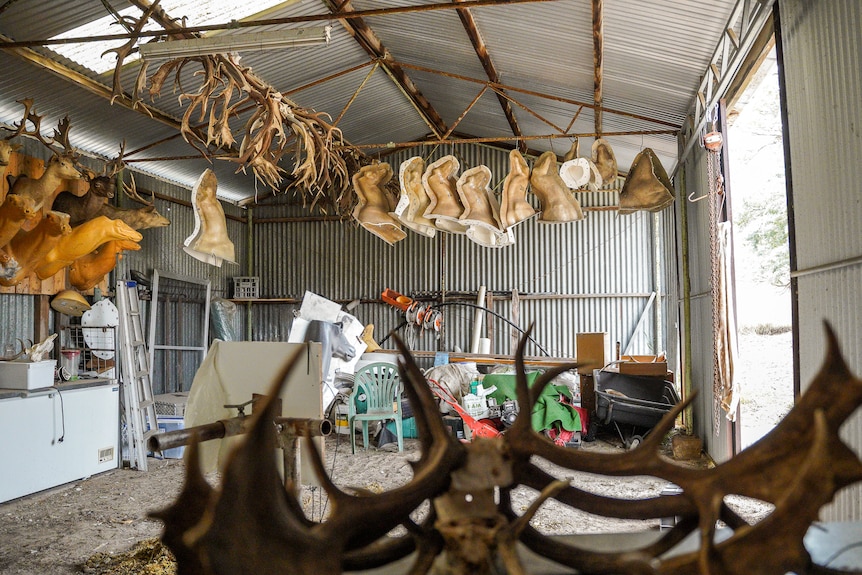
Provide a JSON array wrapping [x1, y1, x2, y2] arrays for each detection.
[[0, 99, 32, 169], [95, 172, 171, 230], [53, 141, 126, 226], [8, 110, 85, 217]]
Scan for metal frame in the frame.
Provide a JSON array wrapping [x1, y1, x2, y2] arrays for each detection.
[[147, 269, 212, 392], [678, 0, 776, 167]]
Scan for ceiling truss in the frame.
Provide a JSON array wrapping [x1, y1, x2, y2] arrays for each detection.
[[0, 0, 683, 172]]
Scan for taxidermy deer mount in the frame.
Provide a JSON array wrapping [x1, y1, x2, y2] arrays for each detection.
[[6, 100, 86, 221], [153, 322, 862, 575]]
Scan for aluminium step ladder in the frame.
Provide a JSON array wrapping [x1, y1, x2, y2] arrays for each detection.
[[116, 280, 159, 471]]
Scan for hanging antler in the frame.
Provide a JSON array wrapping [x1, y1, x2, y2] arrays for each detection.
[[108, 3, 352, 213]]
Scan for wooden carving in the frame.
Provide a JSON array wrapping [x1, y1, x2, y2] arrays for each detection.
[[152, 322, 862, 575]]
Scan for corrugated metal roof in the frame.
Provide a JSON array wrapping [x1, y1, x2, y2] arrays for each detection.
[[0, 0, 757, 204]]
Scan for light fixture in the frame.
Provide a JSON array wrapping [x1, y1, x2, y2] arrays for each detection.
[[138, 26, 331, 59]]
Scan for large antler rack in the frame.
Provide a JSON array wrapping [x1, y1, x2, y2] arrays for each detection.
[[109, 1, 352, 214], [152, 340, 465, 575], [154, 322, 862, 575]]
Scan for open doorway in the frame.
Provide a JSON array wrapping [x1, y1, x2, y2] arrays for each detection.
[[726, 45, 794, 450]]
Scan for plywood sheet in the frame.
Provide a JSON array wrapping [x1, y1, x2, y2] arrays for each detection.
[[185, 341, 324, 484]]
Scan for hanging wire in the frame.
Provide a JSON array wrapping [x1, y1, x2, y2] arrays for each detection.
[[379, 301, 551, 356]]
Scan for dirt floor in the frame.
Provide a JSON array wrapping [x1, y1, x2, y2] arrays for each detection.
[[0, 332, 791, 575]]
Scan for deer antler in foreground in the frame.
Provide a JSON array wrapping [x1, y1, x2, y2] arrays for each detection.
[[154, 322, 862, 574]]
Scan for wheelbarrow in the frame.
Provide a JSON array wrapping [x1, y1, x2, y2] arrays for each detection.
[[593, 370, 680, 449]]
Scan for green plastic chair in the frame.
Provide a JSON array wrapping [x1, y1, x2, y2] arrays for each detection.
[[348, 362, 403, 453]]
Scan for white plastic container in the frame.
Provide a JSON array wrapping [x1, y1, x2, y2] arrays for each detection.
[[461, 393, 487, 419], [0, 360, 57, 390]]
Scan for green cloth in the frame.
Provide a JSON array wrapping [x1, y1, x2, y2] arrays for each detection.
[[483, 372, 581, 433]]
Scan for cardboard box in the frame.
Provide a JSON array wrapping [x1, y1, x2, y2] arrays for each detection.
[[0, 360, 56, 390], [618, 355, 668, 376]]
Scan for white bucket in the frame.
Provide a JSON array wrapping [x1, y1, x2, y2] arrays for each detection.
[[461, 394, 487, 419]]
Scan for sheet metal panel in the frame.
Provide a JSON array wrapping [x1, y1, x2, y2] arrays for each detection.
[[0, 0, 131, 41], [356, 0, 488, 79], [0, 295, 35, 350], [779, 0, 862, 521]]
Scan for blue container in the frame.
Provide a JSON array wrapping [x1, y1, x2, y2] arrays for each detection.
[[155, 416, 185, 459]]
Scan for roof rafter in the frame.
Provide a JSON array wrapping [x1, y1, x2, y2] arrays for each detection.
[[0, 0, 561, 49], [325, 0, 448, 139], [454, 0, 525, 152], [592, 0, 604, 134]]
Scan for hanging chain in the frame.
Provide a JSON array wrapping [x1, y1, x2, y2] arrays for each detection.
[[708, 146, 725, 436]]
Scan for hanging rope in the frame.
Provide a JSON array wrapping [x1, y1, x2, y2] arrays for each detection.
[[708, 144, 722, 436]]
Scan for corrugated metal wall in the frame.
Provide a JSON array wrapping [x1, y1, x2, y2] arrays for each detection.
[[251, 144, 670, 363], [778, 0, 862, 521]]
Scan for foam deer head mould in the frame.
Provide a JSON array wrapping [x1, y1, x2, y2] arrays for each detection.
[[183, 169, 236, 267], [618, 148, 675, 214], [422, 155, 468, 234], [499, 149, 536, 229], [456, 165, 514, 248], [531, 151, 585, 223], [351, 162, 407, 246], [394, 157, 437, 238]]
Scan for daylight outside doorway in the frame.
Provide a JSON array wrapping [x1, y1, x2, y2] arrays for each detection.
[[727, 45, 794, 450]]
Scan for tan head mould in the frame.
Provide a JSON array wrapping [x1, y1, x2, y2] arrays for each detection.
[[618, 148, 675, 214], [591, 138, 618, 183], [530, 151, 585, 224], [499, 149, 536, 229], [184, 169, 237, 266], [394, 157, 437, 238], [422, 155, 468, 234], [457, 165, 513, 248], [352, 162, 407, 246]]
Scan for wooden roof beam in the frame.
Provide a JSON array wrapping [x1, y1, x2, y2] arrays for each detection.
[[324, 0, 449, 139], [592, 0, 604, 135], [454, 0, 526, 152]]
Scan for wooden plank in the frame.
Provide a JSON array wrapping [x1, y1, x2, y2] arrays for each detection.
[[592, 0, 604, 134], [33, 295, 50, 343], [510, 289, 520, 353]]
